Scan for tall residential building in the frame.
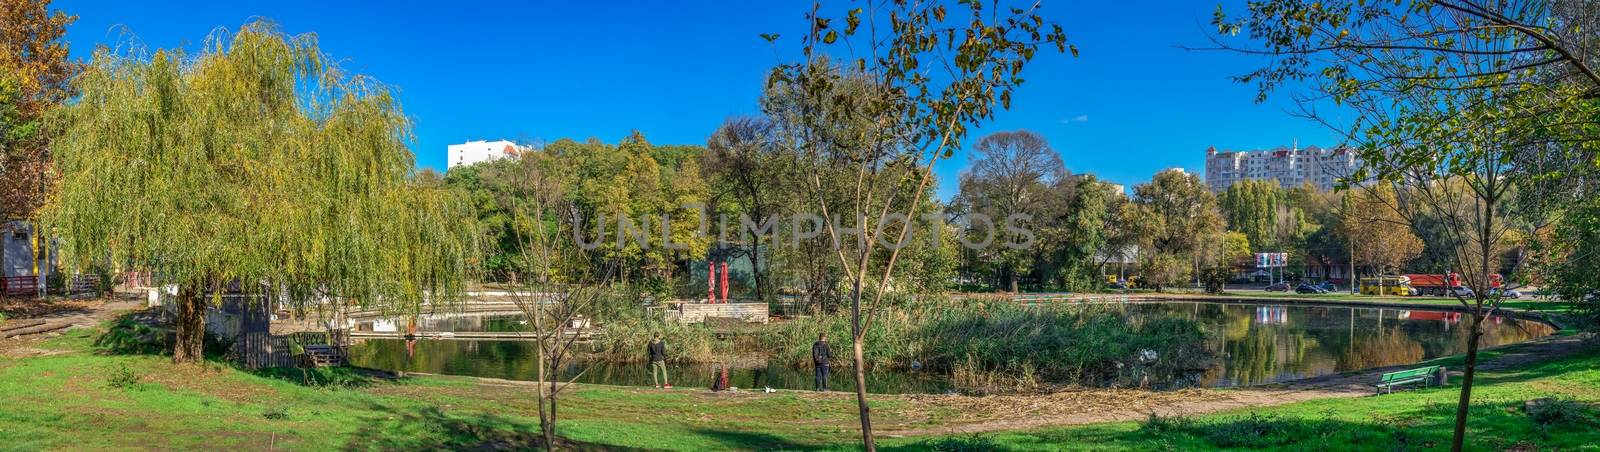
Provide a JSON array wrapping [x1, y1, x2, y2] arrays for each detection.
[[1203, 145, 1359, 192], [447, 140, 524, 169]]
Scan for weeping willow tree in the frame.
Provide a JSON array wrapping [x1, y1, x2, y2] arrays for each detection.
[[43, 21, 478, 363]]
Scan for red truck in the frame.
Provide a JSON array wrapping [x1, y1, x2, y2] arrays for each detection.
[[1404, 273, 1502, 296]]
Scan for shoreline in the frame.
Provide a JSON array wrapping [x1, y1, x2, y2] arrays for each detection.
[[380, 328, 1592, 437], [345, 294, 1578, 397]]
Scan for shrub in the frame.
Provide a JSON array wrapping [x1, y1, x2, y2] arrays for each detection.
[[1139, 413, 1375, 448], [1138, 413, 1194, 435], [254, 367, 374, 388], [1527, 397, 1597, 428], [261, 406, 289, 420], [95, 309, 233, 358], [106, 364, 142, 390], [916, 433, 997, 451], [96, 313, 169, 355], [1200, 413, 1318, 448]]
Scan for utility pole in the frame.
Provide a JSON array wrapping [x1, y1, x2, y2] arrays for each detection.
[[1349, 241, 1357, 295], [35, 222, 45, 298]]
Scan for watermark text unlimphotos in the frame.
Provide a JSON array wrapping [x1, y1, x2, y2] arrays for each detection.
[[572, 203, 1033, 251]]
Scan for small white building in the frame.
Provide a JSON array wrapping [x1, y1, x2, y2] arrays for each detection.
[[2, 220, 37, 277], [447, 140, 523, 169]]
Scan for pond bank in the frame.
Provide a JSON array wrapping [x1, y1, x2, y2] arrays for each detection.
[[374, 328, 1593, 438], [346, 299, 1555, 392]]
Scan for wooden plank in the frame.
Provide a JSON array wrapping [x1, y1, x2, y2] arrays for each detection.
[[0, 319, 48, 332], [0, 322, 72, 338]]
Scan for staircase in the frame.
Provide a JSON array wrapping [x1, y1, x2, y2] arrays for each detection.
[[302, 345, 346, 368]]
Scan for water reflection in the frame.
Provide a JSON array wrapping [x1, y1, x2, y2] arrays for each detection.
[[346, 302, 1553, 392], [347, 339, 949, 394], [1149, 303, 1553, 387]]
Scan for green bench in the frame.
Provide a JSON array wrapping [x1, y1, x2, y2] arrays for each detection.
[[1374, 365, 1442, 394]]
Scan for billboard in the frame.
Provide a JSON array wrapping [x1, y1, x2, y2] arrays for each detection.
[[1256, 252, 1288, 268]]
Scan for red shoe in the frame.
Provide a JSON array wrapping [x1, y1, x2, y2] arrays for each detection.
[[663, 384, 673, 389], [654, 385, 661, 389]]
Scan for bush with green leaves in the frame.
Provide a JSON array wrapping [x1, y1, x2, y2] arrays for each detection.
[[1141, 413, 1370, 449], [1527, 397, 1597, 429], [916, 433, 997, 452], [106, 364, 142, 390], [261, 406, 289, 420]]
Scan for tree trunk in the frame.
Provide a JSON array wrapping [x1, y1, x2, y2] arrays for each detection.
[[848, 282, 876, 451], [547, 378, 559, 448], [1451, 189, 1496, 452], [173, 283, 207, 364], [532, 294, 556, 451], [1450, 313, 1484, 452], [1006, 269, 1018, 293], [750, 244, 766, 301], [851, 334, 874, 451]]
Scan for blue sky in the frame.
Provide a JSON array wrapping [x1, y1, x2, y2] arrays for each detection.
[[56, 0, 1341, 199]]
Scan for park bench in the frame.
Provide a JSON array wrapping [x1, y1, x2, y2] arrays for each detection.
[[1, 276, 38, 298], [1374, 365, 1442, 394]]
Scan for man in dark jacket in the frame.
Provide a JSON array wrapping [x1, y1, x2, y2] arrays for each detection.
[[812, 333, 831, 392], [649, 333, 671, 389]]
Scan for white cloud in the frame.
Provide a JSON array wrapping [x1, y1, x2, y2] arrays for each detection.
[[1060, 114, 1089, 124]]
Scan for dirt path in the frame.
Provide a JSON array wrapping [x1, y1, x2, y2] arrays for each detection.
[[876, 333, 1592, 437], [0, 294, 144, 357]]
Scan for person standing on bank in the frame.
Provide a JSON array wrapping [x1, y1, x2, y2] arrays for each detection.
[[649, 333, 671, 389], [812, 333, 831, 392]]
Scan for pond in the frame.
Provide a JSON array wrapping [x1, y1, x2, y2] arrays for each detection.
[[345, 301, 1554, 393]]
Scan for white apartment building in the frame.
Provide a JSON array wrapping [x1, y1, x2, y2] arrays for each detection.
[[1204, 145, 1360, 192], [447, 140, 524, 169], [1068, 173, 1127, 197]]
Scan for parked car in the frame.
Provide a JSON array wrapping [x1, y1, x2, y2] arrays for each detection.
[[1489, 288, 1522, 299], [1449, 286, 1475, 297], [1317, 281, 1338, 292], [1264, 282, 1290, 292], [1296, 283, 1328, 294]]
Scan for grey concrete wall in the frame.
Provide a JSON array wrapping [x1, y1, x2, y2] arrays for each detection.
[[677, 302, 769, 324]]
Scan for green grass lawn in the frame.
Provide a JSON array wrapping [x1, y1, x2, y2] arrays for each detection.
[[1, 319, 1595, 450], [919, 346, 1600, 451]]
